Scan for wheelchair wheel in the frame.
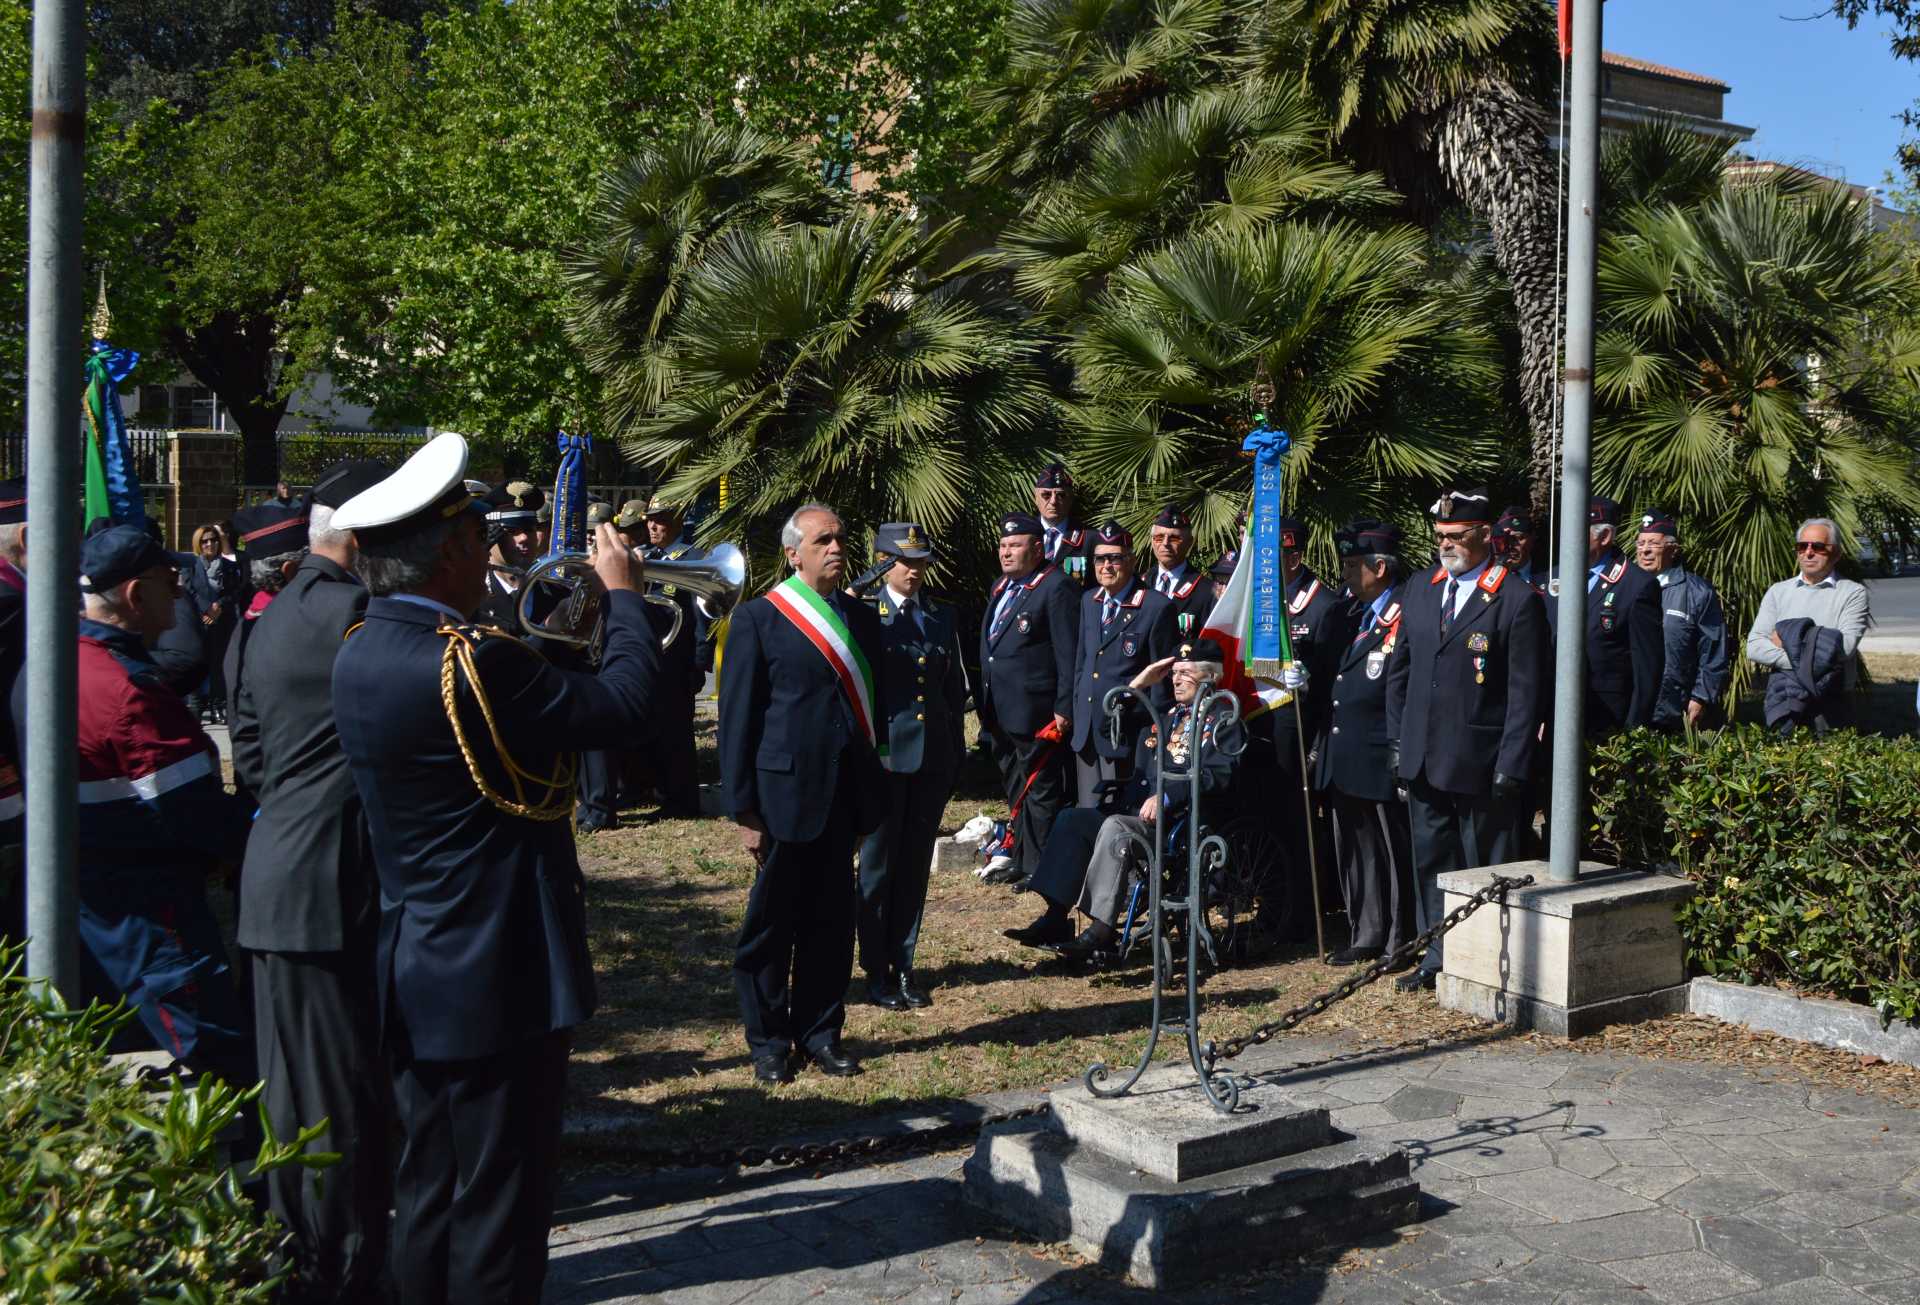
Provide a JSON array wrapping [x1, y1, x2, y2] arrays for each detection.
[[1205, 817, 1272, 968]]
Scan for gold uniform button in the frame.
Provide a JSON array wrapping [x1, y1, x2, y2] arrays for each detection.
[[916, 712, 924, 720], [1092, 671, 1100, 679], [917, 656, 926, 665]]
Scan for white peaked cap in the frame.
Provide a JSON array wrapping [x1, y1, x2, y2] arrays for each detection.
[[331, 432, 476, 535]]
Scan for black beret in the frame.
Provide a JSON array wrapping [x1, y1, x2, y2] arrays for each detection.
[[1589, 496, 1622, 528], [1494, 505, 1535, 535], [1278, 516, 1305, 549], [1208, 549, 1238, 580], [1092, 521, 1132, 550], [0, 478, 25, 527], [1430, 488, 1492, 525], [1177, 637, 1225, 664], [999, 512, 1044, 539], [233, 501, 309, 553], [79, 523, 172, 593], [1638, 510, 1678, 538], [1034, 462, 1074, 490], [312, 458, 392, 510], [1337, 518, 1401, 557], [1153, 505, 1191, 531]]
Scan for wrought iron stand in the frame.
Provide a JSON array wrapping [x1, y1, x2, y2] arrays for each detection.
[[1083, 678, 1247, 1114]]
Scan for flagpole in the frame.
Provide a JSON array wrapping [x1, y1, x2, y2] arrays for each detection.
[[1276, 622, 1327, 958]]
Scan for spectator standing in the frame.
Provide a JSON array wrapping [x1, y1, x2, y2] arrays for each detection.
[[1633, 511, 1730, 730], [1746, 517, 1870, 733]]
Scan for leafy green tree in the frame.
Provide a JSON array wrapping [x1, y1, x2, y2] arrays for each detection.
[[1260, 0, 1563, 515], [1593, 176, 1920, 633]]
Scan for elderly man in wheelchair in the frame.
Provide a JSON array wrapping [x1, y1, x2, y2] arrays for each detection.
[[1004, 638, 1246, 963]]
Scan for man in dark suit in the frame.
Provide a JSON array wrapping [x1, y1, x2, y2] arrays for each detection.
[[1582, 496, 1665, 735], [330, 435, 657, 1305], [1146, 505, 1213, 634], [1386, 487, 1550, 992], [1069, 522, 1177, 808], [1033, 462, 1095, 586], [856, 522, 965, 1011], [229, 458, 390, 1304], [721, 503, 887, 1082], [977, 512, 1080, 885], [628, 496, 711, 818], [1314, 521, 1414, 969]]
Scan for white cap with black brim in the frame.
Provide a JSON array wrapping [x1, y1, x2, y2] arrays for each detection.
[[331, 431, 485, 544]]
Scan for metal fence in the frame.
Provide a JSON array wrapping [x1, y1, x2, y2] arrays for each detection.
[[0, 426, 179, 487]]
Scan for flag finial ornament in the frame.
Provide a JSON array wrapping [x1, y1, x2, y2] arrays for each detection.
[[90, 270, 111, 343]]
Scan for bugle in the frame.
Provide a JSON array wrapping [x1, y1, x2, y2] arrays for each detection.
[[493, 542, 747, 652]]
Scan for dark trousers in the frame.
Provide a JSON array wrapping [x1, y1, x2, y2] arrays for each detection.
[[1405, 773, 1522, 974], [1072, 744, 1122, 809], [1326, 790, 1413, 953], [857, 765, 952, 978], [1264, 724, 1332, 936], [651, 683, 702, 816], [576, 749, 617, 824], [734, 788, 856, 1061], [254, 948, 391, 1303], [987, 726, 1066, 877], [389, 1027, 570, 1305]]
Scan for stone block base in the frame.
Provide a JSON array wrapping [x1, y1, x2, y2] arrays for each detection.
[[1436, 861, 1695, 1039], [1439, 973, 1691, 1038], [931, 835, 978, 873]]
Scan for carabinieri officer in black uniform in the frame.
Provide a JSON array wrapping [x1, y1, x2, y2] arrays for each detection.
[[1385, 486, 1549, 992], [856, 522, 966, 1011], [977, 512, 1081, 885], [1146, 505, 1213, 635], [1069, 521, 1178, 808], [1581, 495, 1665, 736], [330, 434, 658, 1305], [1033, 462, 1095, 586]]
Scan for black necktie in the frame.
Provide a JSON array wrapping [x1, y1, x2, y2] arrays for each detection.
[[901, 598, 922, 637], [1440, 578, 1459, 637]]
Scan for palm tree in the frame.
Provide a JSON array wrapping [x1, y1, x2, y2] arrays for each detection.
[[595, 205, 1056, 587], [1066, 218, 1504, 557], [1593, 178, 1920, 636], [1261, 0, 1563, 516]]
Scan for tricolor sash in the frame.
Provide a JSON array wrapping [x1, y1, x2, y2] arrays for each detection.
[[765, 575, 885, 761]]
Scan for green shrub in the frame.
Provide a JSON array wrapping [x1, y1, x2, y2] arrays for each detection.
[[1590, 726, 1920, 1022], [0, 947, 334, 1302]]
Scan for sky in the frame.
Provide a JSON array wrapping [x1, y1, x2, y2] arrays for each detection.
[[1603, 0, 1916, 192]]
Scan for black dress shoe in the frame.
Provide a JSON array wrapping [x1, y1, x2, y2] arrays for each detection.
[[1394, 968, 1438, 993], [1381, 951, 1416, 974], [1327, 946, 1383, 967], [898, 972, 931, 1009], [867, 974, 906, 1010], [1003, 911, 1074, 947], [577, 815, 616, 834], [753, 1054, 793, 1085], [1052, 923, 1117, 962], [807, 1042, 862, 1077]]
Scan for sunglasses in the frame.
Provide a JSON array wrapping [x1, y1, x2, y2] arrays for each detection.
[[1795, 540, 1832, 555], [1434, 527, 1482, 544], [1091, 553, 1128, 566], [1035, 489, 1069, 498]]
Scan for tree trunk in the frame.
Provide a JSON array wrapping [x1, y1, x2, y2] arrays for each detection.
[[165, 306, 291, 485], [1433, 81, 1562, 520]]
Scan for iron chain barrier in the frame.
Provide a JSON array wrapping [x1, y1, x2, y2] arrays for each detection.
[[604, 873, 1532, 1175]]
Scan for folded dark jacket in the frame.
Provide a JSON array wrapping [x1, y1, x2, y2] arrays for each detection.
[[1763, 617, 1845, 729]]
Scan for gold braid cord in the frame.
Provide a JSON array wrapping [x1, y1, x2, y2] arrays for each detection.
[[437, 624, 578, 821]]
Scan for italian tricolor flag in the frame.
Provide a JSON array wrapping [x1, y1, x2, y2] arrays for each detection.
[[1200, 530, 1295, 721], [765, 575, 888, 764]]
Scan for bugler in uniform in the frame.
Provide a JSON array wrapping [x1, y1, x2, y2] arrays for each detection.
[[1385, 487, 1550, 991], [477, 480, 544, 632], [1069, 522, 1178, 808], [626, 495, 713, 818], [855, 522, 967, 1011]]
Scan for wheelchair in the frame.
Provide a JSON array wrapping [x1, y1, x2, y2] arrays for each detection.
[[1102, 800, 1272, 976]]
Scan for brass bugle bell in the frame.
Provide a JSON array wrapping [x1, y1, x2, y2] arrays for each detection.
[[497, 542, 747, 652]]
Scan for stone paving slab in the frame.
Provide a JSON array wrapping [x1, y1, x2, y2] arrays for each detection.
[[548, 1030, 1920, 1303]]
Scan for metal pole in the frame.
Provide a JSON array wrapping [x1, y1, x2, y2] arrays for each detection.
[[1548, 0, 1602, 884], [24, 0, 85, 996]]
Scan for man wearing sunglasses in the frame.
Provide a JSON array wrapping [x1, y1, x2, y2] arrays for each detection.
[[1033, 463, 1095, 585], [1069, 522, 1178, 808], [1745, 518, 1870, 731]]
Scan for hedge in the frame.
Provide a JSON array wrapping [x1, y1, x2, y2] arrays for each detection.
[[0, 948, 333, 1302], [1590, 726, 1920, 1022]]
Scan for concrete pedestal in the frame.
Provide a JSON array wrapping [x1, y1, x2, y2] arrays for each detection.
[[962, 1065, 1419, 1288], [1436, 861, 1694, 1038]]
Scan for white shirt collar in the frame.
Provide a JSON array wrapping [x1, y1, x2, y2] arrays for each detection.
[[885, 584, 915, 609], [389, 592, 469, 624], [1794, 573, 1838, 589]]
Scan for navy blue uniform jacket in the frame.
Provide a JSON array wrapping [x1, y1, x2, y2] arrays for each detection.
[[1069, 580, 1177, 756], [978, 565, 1080, 737], [1315, 590, 1403, 804], [718, 589, 889, 844], [1585, 552, 1665, 733], [868, 591, 966, 776], [1386, 564, 1550, 797], [333, 588, 659, 1062]]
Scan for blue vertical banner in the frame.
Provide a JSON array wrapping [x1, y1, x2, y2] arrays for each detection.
[[547, 431, 590, 558], [1241, 422, 1290, 678], [83, 342, 145, 528]]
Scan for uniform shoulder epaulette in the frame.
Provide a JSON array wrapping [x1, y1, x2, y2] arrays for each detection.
[[1478, 565, 1509, 595], [1380, 600, 1403, 627], [1062, 526, 1086, 547], [1122, 587, 1147, 608], [1031, 565, 1058, 587], [1602, 559, 1627, 586], [1288, 578, 1323, 613], [1171, 573, 1203, 600]]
